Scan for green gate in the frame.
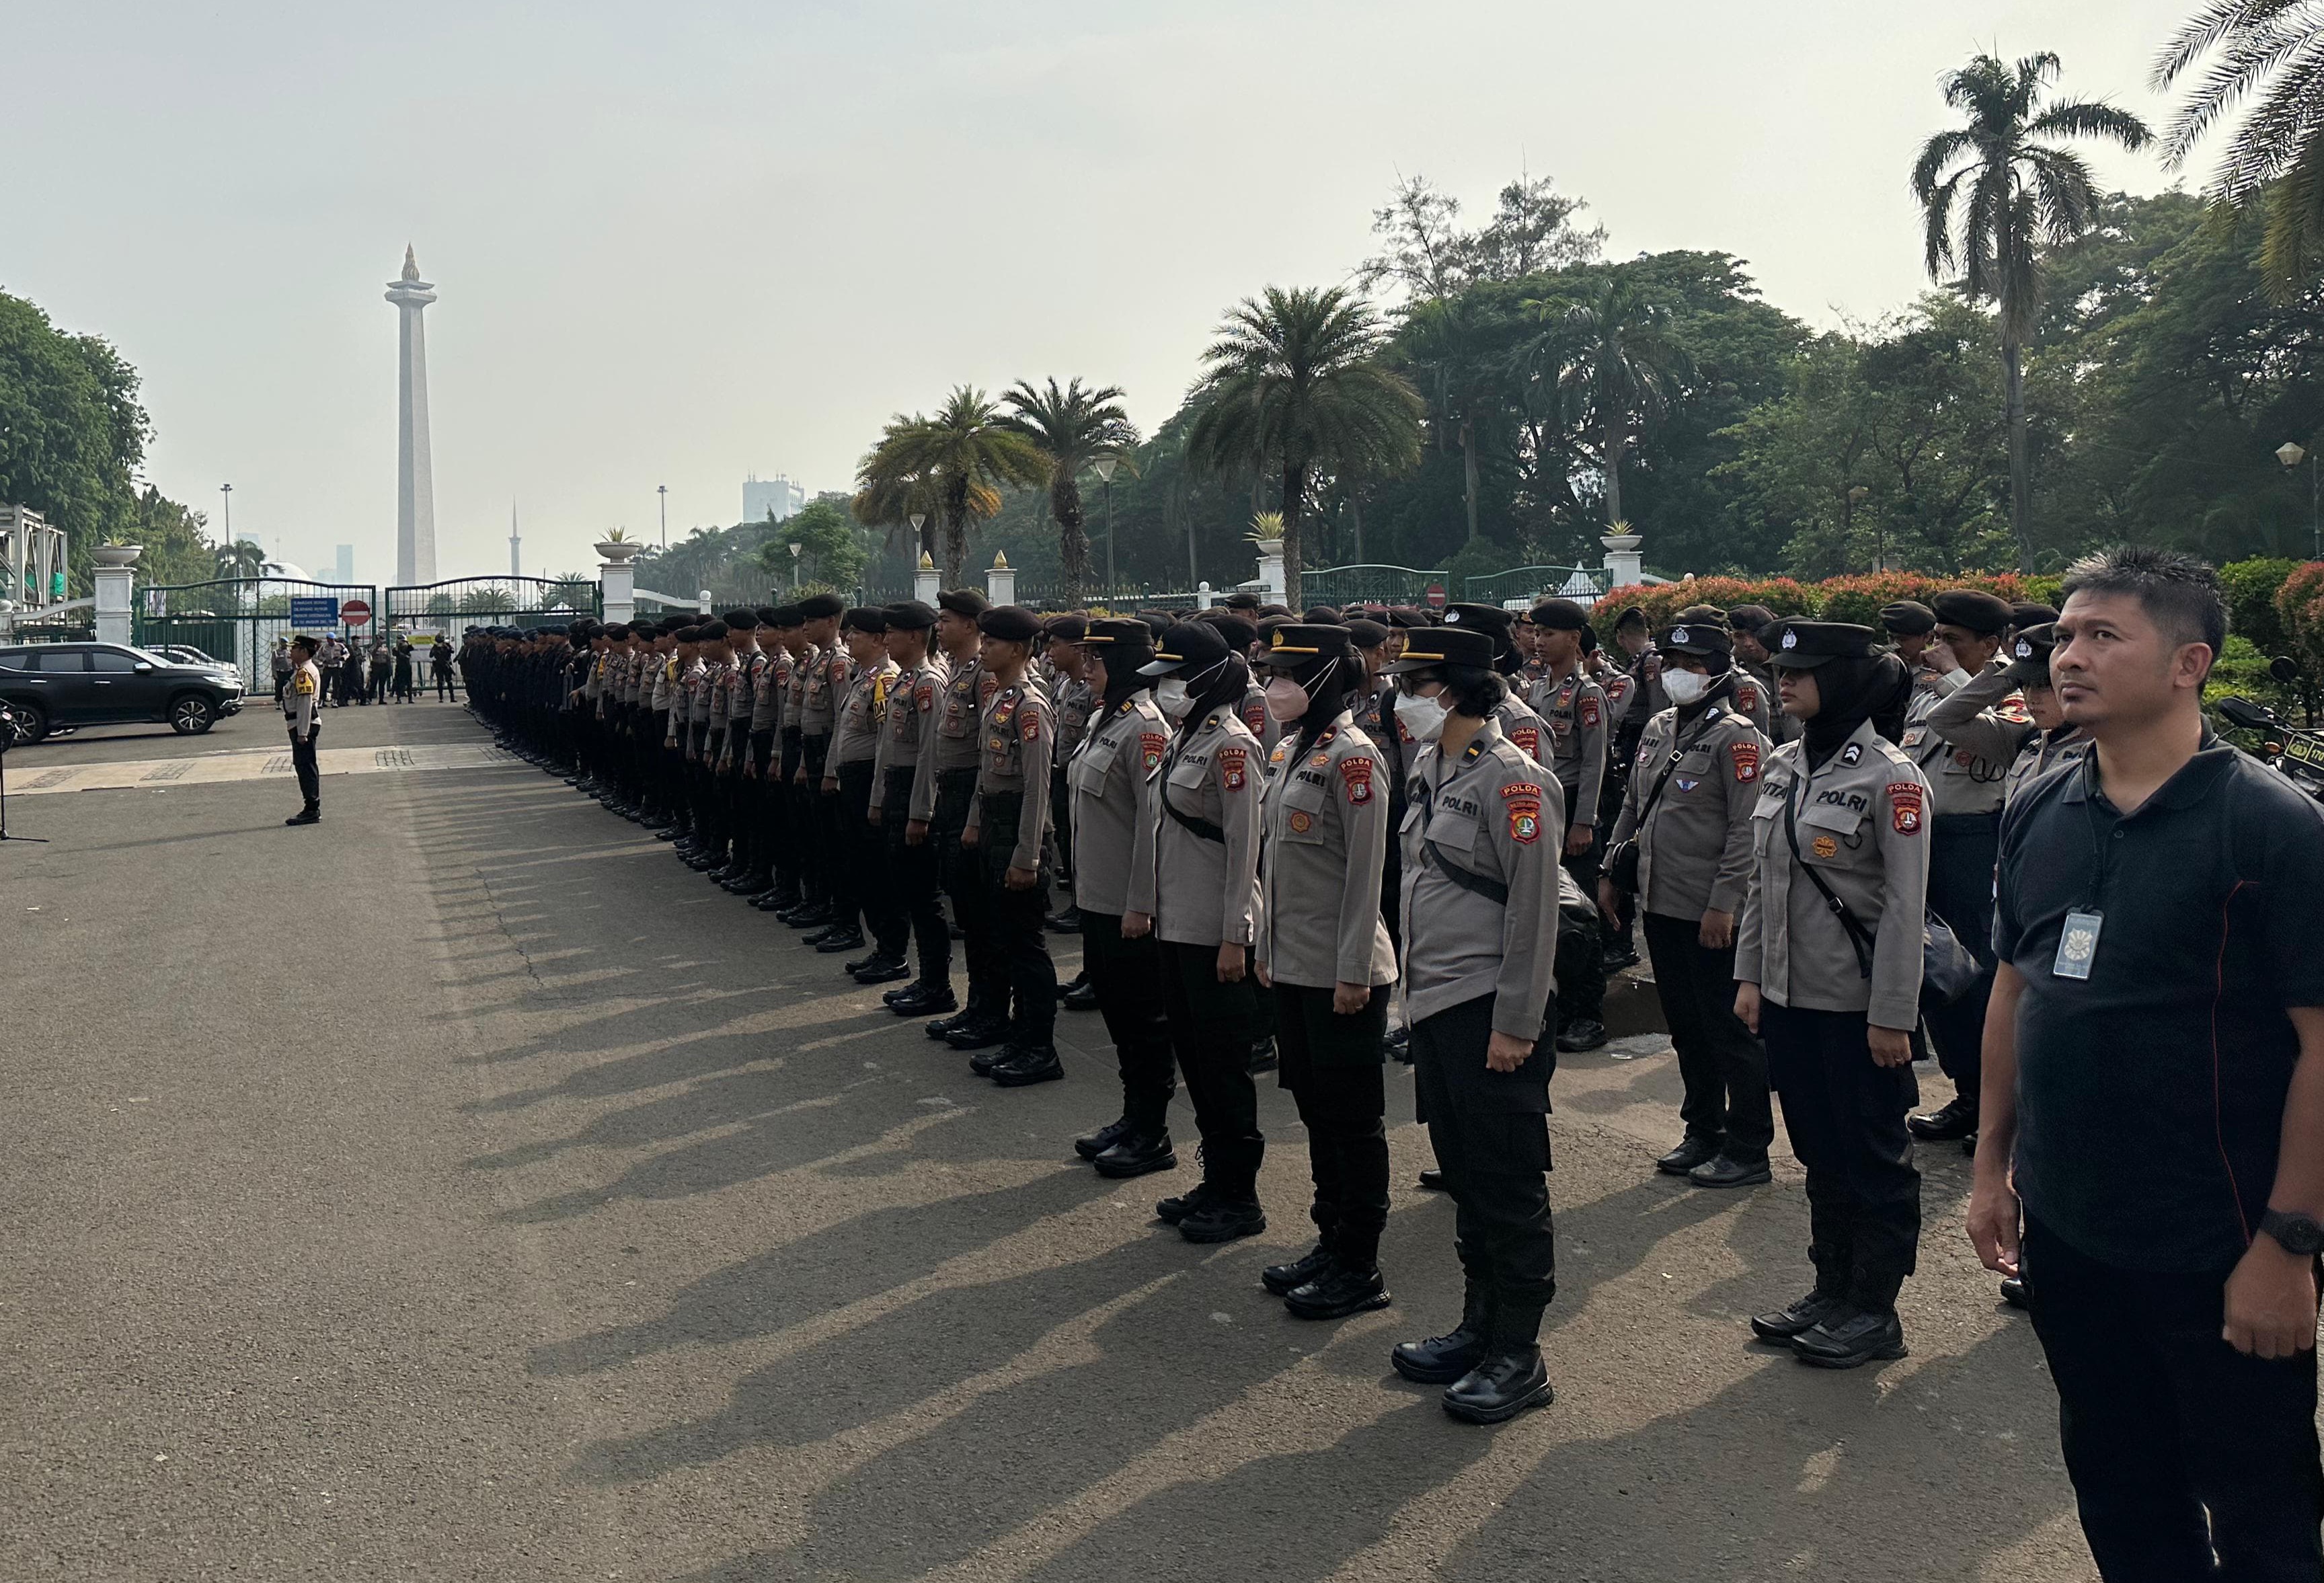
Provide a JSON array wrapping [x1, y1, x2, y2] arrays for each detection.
[[1298, 564, 1447, 607], [134, 578, 381, 695], [383, 576, 601, 634]]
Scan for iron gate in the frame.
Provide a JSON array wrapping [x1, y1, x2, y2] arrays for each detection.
[[383, 576, 601, 634], [134, 578, 381, 695]]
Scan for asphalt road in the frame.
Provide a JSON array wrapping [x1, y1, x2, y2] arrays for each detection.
[[3, 697, 2109, 1582]]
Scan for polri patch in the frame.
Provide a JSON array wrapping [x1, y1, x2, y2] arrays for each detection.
[[1020, 713, 1041, 742], [1888, 781, 1925, 834], [1506, 792, 1543, 844], [1339, 755, 1375, 803], [1730, 742, 1760, 783], [1218, 746, 1247, 791], [1140, 731, 1167, 771], [1580, 697, 1601, 729]]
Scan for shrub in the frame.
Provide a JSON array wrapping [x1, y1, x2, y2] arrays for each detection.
[[1816, 571, 2044, 628], [1591, 576, 1819, 646], [2218, 557, 2300, 654]]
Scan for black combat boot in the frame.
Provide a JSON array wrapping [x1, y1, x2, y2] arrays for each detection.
[[1286, 1260, 1391, 1321], [1791, 1275, 1908, 1368], [988, 1044, 1064, 1087], [1391, 1282, 1494, 1383], [1093, 1130, 1175, 1178], [1262, 1241, 1336, 1297], [1442, 1299, 1553, 1424], [1075, 1118, 1132, 1161], [1654, 1133, 1722, 1175]]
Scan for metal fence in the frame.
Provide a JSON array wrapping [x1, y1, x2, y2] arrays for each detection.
[[1463, 565, 1607, 609], [135, 578, 381, 695], [384, 575, 600, 633], [1298, 564, 1446, 607]]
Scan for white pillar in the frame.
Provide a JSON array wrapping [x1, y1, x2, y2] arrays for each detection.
[[596, 541, 638, 625], [913, 551, 941, 606], [1196, 581, 1214, 611], [387, 247, 439, 586], [1253, 539, 1286, 605], [1601, 531, 1645, 591], [93, 543, 141, 646], [985, 550, 1016, 608]]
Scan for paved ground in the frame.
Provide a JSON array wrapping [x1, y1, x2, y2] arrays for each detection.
[[2, 698, 2107, 1582]]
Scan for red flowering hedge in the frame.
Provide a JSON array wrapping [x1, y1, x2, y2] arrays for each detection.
[[1594, 571, 2068, 645], [2275, 562, 2324, 677]]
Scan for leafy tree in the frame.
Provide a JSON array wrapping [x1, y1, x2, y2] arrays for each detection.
[[1357, 170, 1604, 301], [215, 539, 266, 580], [1001, 377, 1140, 601], [760, 497, 869, 592], [1183, 286, 1425, 607], [856, 388, 1044, 581], [1912, 51, 2153, 567], [459, 588, 516, 614], [1541, 265, 1693, 526]]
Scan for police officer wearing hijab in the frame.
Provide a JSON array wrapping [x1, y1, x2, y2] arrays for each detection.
[[1383, 625, 1563, 1424], [1251, 624, 1399, 1321], [1736, 621, 1932, 1368], [1130, 621, 1270, 1243]]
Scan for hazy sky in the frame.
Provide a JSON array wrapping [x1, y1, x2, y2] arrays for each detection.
[[7, 1, 2210, 583]]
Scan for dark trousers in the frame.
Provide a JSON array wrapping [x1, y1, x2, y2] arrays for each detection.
[[1048, 767, 1074, 890], [2024, 1215, 2322, 1582], [1411, 993, 1556, 1308], [885, 768, 950, 986], [740, 732, 776, 877], [1921, 812, 1999, 1100], [1158, 938, 1263, 1194], [802, 735, 835, 899], [1760, 1000, 1921, 1311], [1380, 797, 1405, 961], [977, 793, 1056, 1046], [837, 760, 904, 952], [1274, 982, 1391, 1268], [1558, 816, 1606, 1026], [934, 770, 995, 1007], [1081, 909, 1175, 1132], [288, 730, 320, 808], [775, 732, 804, 889], [1643, 911, 1773, 1159]]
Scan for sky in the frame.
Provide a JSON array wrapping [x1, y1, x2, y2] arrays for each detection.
[[5, 0, 2216, 584]]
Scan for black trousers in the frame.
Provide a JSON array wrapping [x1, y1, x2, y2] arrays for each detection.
[[288, 730, 320, 808], [2022, 1215, 2322, 1582], [977, 792, 1056, 1046], [1558, 810, 1606, 1025], [1921, 811, 1999, 1099], [1158, 938, 1262, 1194], [1274, 982, 1391, 1268], [1760, 999, 1921, 1311], [1379, 796, 1405, 962], [837, 759, 904, 950], [884, 768, 950, 987], [1411, 993, 1556, 1308], [1081, 909, 1175, 1132], [740, 731, 776, 878], [829, 758, 871, 929], [775, 731, 804, 888], [1048, 767, 1074, 890], [933, 769, 995, 1008], [802, 735, 835, 900], [1643, 911, 1773, 1159]]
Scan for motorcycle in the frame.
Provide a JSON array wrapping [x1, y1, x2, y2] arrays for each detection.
[[2218, 657, 2324, 801]]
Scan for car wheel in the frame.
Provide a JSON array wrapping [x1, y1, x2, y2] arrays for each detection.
[[170, 695, 217, 735], [6, 701, 48, 746]]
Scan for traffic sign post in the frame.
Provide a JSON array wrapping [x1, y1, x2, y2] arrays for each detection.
[[1425, 583, 1447, 609], [340, 599, 373, 627], [288, 596, 340, 627]]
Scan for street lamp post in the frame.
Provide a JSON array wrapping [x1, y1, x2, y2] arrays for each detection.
[[909, 511, 928, 568], [220, 483, 233, 546], [789, 539, 803, 589], [2279, 441, 2319, 560], [1093, 455, 1119, 592], [658, 484, 668, 550]]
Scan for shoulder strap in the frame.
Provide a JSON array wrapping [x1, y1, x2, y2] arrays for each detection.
[[1780, 775, 1875, 979], [1631, 709, 1732, 828], [1415, 771, 1511, 905]]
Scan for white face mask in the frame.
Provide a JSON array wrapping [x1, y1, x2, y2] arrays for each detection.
[[1264, 677, 1310, 722], [1155, 677, 1195, 720], [1394, 690, 1448, 743], [1662, 668, 1711, 706]]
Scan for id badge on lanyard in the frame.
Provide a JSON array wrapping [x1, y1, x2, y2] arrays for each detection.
[[2053, 910, 2103, 980]]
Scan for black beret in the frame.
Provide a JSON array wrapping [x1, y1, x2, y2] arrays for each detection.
[[1524, 599, 1591, 633], [841, 606, 887, 634], [796, 592, 845, 621], [1139, 619, 1232, 675], [1044, 613, 1089, 644], [1767, 620, 1881, 668], [601, 623, 628, 640], [1300, 606, 1348, 625], [767, 605, 802, 627], [1658, 621, 1734, 659], [1081, 617, 1153, 654], [1726, 604, 1777, 635], [1259, 603, 1294, 619], [1346, 617, 1390, 651], [937, 588, 989, 619], [1612, 604, 1650, 632], [1877, 600, 1937, 635], [1386, 606, 1432, 629], [1220, 590, 1263, 611], [1383, 626, 1498, 674], [675, 625, 704, 643], [754, 606, 783, 626], [882, 600, 937, 631], [1931, 589, 2013, 635], [2003, 621, 2058, 685], [1207, 613, 1259, 652], [1255, 623, 1352, 668], [2009, 601, 2059, 631], [720, 608, 758, 628], [977, 605, 1043, 644], [698, 621, 729, 641], [1674, 604, 1729, 627]]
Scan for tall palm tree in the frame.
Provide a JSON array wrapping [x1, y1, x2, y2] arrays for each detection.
[[1184, 286, 1424, 608], [1912, 51, 2153, 568], [215, 539, 266, 582], [2155, 2, 2324, 301], [856, 388, 1044, 580], [1401, 295, 1502, 553], [1533, 268, 1691, 529], [849, 430, 943, 562], [1001, 377, 1140, 602]]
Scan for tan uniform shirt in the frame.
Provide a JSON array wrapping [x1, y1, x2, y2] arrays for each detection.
[[1151, 707, 1264, 948], [1735, 720, 1932, 1030], [1608, 704, 1767, 921], [1902, 670, 2007, 817], [915, 652, 988, 821], [1071, 691, 1169, 918], [872, 655, 945, 816], [282, 658, 321, 739], [833, 659, 896, 765], [1255, 714, 1396, 989], [1529, 666, 1609, 824], [966, 678, 1052, 872]]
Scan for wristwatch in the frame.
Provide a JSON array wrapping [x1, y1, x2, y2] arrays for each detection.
[[2259, 1208, 2324, 1256]]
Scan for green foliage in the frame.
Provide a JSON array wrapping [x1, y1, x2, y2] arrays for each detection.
[[761, 498, 869, 591], [2220, 556, 2300, 653], [1001, 377, 1138, 599], [856, 389, 1046, 580], [1589, 576, 1822, 647]]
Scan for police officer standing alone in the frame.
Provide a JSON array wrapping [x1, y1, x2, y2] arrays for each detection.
[[1736, 621, 1930, 1368], [961, 607, 1062, 1086], [1382, 625, 1563, 1424], [282, 634, 325, 826]]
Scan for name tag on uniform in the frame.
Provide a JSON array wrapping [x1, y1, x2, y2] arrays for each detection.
[[2053, 910, 2103, 980]]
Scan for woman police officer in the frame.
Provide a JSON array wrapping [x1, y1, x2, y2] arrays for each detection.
[[1249, 623, 1400, 1320], [1380, 625, 1563, 1425]]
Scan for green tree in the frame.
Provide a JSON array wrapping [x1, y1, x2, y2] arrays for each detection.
[[761, 498, 869, 592], [0, 291, 161, 593], [1001, 377, 1140, 601], [1184, 286, 1424, 607], [1912, 50, 2153, 567], [1541, 266, 1693, 527], [855, 388, 1045, 582], [215, 539, 266, 580], [2155, 1, 2324, 301]]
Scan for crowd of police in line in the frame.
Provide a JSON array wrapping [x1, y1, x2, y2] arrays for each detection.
[[432, 576, 2080, 1425]]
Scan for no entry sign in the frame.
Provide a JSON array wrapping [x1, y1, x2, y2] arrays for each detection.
[[340, 599, 373, 627]]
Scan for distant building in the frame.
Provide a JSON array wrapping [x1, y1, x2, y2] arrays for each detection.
[[334, 545, 355, 584], [744, 473, 806, 525]]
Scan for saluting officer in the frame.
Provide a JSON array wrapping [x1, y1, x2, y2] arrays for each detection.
[[1949, 622, 2086, 811], [869, 601, 956, 1011], [282, 633, 325, 826], [1602, 620, 1773, 1188], [961, 606, 1062, 1086], [1066, 618, 1178, 1179], [1736, 620, 1931, 1369], [1251, 623, 1400, 1321], [1129, 620, 1269, 1244], [1381, 624, 1563, 1426]]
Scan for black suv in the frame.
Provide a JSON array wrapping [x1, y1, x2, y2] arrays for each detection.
[[0, 642, 246, 743]]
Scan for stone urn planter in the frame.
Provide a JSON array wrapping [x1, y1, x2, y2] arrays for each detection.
[[92, 543, 144, 568]]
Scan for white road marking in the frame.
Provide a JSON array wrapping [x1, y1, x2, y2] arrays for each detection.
[[6, 742, 523, 796]]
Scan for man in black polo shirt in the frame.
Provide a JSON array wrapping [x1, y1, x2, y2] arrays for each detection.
[[1969, 547, 2324, 1581]]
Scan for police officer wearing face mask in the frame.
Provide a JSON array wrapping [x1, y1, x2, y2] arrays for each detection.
[[1383, 625, 1564, 1426], [1127, 621, 1269, 1244], [1602, 620, 1774, 1188], [1736, 621, 1931, 1369], [1251, 624, 1400, 1321]]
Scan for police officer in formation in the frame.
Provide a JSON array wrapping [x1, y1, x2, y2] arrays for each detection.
[[446, 574, 2072, 1417]]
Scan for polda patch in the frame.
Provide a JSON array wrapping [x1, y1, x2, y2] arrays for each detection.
[[1339, 755, 1375, 803], [1730, 742, 1760, 783], [1218, 746, 1248, 791], [1140, 731, 1167, 771], [1889, 781, 1925, 834]]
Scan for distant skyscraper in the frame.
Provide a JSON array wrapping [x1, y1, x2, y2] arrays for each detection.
[[743, 473, 806, 525], [386, 246, 439, 584], [334, 545, 355, 584]]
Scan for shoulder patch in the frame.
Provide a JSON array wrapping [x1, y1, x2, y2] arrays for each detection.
[[1217, 744, 1248, 791], [1504, 786, 1543, 845], [1338, 755, 1374, 803], [1020, 712, 1041, 742], [1735, 679, 1759, 711], [1888, 781, 1925, 834], [1243, 701, 1267, 734], [1140, 730, 1167, 771], [1730, 741, 1760, 783], [1510, 724, 1540, 758], [1580, 697, 1601, 730], [1500, 781, 1543, 800]]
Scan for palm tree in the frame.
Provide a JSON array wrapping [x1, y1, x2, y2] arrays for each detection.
[[1912, 51, 2153, 568], [2155, 2, 2324, 301], [1001, 378, 1140, 602], [215, 539, 266, 582], [855, 389, 1045, 581], [1184, 286, 1424, 607], [1400, 295, 1502, 553], [1533, 268, 1691, 529]]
